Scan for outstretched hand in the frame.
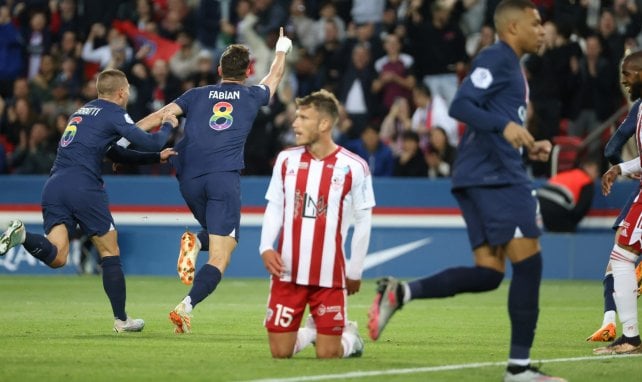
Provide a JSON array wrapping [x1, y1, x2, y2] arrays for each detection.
[[275, 26, 292, 54]]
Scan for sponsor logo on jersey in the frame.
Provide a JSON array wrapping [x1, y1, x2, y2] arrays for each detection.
[[317, 304, 341, 316]]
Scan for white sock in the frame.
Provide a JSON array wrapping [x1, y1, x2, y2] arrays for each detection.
[[403, 282, 411, 304], [603, 310, 616, 326], [507, 358, 530, 367], [293, 327, 316, 354], [181, 296, 193, 313], [611, 245, 639, 337], [341, 331, 358, 358]]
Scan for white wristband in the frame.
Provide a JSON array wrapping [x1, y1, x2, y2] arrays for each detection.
[[275, 36, 292, 53]]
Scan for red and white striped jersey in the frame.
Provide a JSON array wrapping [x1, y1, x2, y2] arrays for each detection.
[[265, 146, 376, 288]]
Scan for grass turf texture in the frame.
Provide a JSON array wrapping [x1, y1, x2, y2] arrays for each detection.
[[0, 276, 641, 381]]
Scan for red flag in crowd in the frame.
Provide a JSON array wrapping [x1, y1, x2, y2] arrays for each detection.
[[112, 20, 180, 67]]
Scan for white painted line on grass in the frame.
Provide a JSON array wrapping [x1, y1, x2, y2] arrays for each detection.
[[243, 353, 642, 382]]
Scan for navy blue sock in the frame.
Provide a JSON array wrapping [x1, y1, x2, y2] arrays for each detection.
[[22, 232, 58, 266], [508, 253, 542, 361], [100, 256, 127, 321], [408, 266, 504, 299], [603, 274, 616, 313], [197, 230, 209, 252], [188, 264, 222, 308]]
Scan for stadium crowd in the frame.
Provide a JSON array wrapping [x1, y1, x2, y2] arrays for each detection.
[[0, 0, 636, 177]]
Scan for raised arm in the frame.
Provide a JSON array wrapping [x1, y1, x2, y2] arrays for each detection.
[[259, 27, 292, 99]]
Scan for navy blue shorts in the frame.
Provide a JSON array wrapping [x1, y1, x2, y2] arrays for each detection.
[[612, 188, 638, 230], [179, 170, 241, 240], [452, 183, 541, 249], [41, 170, 114, 237]]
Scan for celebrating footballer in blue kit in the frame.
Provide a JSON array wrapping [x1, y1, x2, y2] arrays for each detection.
[[0, 69, 179, 333], [136, 27, 293, 334], [367, 1, 566, 381]]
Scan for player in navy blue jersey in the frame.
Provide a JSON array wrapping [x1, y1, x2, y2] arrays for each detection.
[[0, 69, 179, 332], [586, 97, 642, 342], [135, 28, 293, 334], [368, 1, 566, 381]]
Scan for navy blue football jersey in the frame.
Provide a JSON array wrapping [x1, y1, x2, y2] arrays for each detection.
[[171, 83, 270, 179], [449, 41, 530, 188], [53, 98, 171, 178]]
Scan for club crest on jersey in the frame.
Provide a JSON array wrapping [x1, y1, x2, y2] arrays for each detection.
[[299, 162, 309, 170], [331, 172, 345, 190]]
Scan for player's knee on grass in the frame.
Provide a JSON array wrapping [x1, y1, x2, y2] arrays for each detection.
[[268, 331, 297, 358], [315, 334, 342, 359]]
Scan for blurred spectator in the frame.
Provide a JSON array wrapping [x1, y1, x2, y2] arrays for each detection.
[[81, 23, 133, 69], [29, 53, 58, 104], [118, 0, 158, 30], [466, 24, 495, 59], [345, 124, 394, 177], [23, 10, 51, 80], [338, 43, 378, 139], [10, 120, 56, 174], [158, 0, 197, 40], [196, 0, 223, 50], [149, 59, 181, 113], [410, 84, 458, 148], [426, 126, 456, 178], [312, 1, 346, 47], [288, 0, 317, 54], [292, 52, 323, 98], [169, 30, 201, 81], [380, 96, 412, 155], [3, 97, 36, 148], [568, 34, 620, 157], [184, 50, 218, 89], [351, 0, 385, 26], [524, 21, 576, 143], [0, 5, 24, 97], [313, 18, 343, 93], [372, 33, 416, 114], [253, 0, 288, 37], [406, 0, 467, 106], [53, 56, 82, 99], [536, 160, 600, 232], [54, 30, 82, 61], [49, 0, 80, 41], [393, 130, 428, 177], [597, 8, 627, 71]]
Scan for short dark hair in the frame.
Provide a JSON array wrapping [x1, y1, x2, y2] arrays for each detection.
[[494, 0, 536, 30], [219, 44, 250, 80], [96, 69, 127, 96], [295, 89, 340, 124]]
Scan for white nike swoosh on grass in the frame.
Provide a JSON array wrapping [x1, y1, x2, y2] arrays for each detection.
[[363, 237, 432, 270]]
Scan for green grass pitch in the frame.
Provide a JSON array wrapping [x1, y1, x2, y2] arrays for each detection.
[[1, 276, 641, 381]]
